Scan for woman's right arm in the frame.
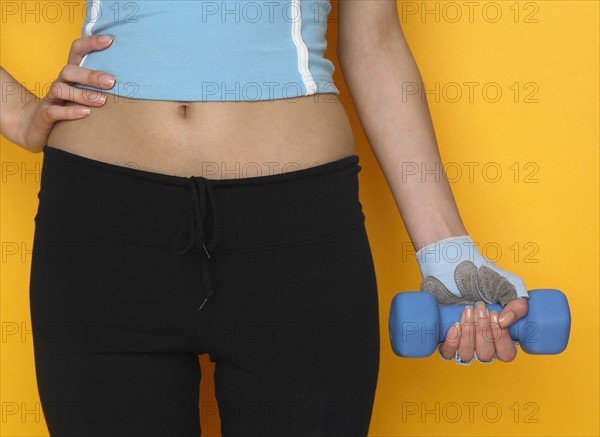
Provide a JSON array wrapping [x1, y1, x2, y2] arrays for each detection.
[[1, 34, 116, 153], [1, 66, 41, 145]]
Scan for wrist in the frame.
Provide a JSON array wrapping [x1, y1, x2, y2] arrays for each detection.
[[413, 226, 469, 254], [13, 96, 39, 149], [415, 234, 471, 258]]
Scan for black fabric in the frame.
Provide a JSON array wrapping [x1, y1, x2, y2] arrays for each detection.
[[29, 146, 380, 437]]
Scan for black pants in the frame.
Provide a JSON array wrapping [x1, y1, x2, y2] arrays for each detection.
[[30, 145, 380, 437]]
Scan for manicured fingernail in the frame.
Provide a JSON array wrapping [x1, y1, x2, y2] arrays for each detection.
[[447, 322, 461, 341], [499, 311, 515, 326], [98, 35, 114, 44], [466, 305, 473, 321], [76, 107, 91, 115], [100, 75, 115, 87], [476, 301, 486, 319]]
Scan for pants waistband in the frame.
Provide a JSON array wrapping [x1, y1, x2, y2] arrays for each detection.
[[35, 145, 365, 250]]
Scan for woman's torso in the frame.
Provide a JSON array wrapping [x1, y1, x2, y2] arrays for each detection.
[[47, 0, 355, 178], [46, 94, 354, 178]]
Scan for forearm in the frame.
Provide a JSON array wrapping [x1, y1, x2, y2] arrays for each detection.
[[1, 66, 38, 143], [339, 31, 468, 251]]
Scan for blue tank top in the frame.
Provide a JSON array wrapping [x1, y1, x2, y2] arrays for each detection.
[[74, 0, 340, 102]]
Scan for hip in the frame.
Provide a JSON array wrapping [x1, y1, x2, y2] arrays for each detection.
[[30, 145, 377, 322]]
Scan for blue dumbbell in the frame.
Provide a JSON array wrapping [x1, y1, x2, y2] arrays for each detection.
[[389, 289, 571, 358]]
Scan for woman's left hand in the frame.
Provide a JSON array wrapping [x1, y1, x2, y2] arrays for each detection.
[[437, 297, 528, 363], [414, 235, 530, 364]]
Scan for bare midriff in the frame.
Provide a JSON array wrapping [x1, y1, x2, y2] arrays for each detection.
[[46, 92, 355, 179]]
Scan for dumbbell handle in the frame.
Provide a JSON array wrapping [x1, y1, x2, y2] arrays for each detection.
[[389, 289, 571, 358]]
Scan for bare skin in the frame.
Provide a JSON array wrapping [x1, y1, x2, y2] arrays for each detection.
[[46, 93, 355, 179]]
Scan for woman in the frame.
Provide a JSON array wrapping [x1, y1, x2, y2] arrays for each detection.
[[1, 1, 528, 436]]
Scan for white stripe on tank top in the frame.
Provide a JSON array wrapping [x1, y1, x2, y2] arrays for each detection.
[[290, 0, 317, 95]]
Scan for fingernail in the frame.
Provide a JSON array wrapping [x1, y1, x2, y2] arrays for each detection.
[[499, 311, 515, 326], [100, 75, 116, 87], [98, 35, 114, 44], [490, 311, 500, 328], [448, 322, 461, 341], [476, 301, 486, 319], [75, 107, 91, 115], [465, 305, 473, 321]]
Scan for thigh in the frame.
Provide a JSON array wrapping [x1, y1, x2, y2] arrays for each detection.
[[208, 221, 380, 436], [29, 222, 202, 437]]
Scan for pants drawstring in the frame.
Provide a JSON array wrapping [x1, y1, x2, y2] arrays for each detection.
[[171, 176, 222, 311]]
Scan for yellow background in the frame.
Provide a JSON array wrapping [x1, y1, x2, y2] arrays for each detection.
[[1, 1, 598, 436]]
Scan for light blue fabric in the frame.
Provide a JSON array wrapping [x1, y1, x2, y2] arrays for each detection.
[[74, 0, 340, 101]]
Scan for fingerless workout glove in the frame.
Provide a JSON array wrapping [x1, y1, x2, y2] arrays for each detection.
[[415, 235, 529, 306]]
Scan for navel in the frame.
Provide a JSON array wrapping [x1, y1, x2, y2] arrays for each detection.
[[177, 104, 189, 119]]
